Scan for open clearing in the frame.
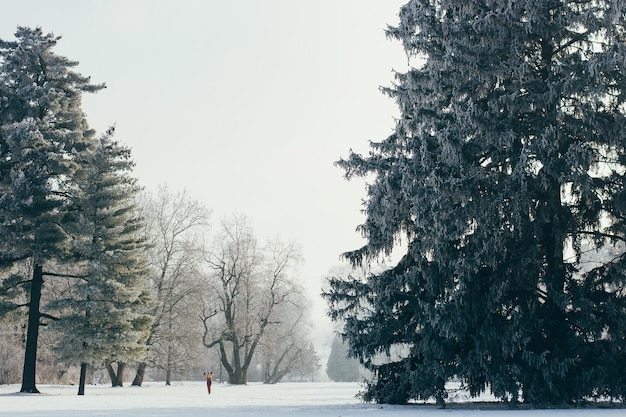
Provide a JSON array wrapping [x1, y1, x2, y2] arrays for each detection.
[[1, 381, 625, 416]]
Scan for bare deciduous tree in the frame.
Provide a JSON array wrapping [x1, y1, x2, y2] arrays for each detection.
[[200, 215, 304, 384], [258, 295, 318, 384], [0, 314, 25, 384], [132, 185, 210, 386]]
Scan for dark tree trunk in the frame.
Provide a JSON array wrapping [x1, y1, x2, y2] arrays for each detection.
[[219, 341, 247, 384], [228, 369, 246, 385], [20, 264, 44, 393], [105, 362, 125, 387], [132, 362, 147, 386], [78, 363, 87, 395]]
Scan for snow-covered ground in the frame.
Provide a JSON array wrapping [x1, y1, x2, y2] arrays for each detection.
[[1, 381, 625, 417]]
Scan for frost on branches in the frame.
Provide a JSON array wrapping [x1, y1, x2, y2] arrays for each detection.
[[325, 0, 626, 406], [0, 27, 150, 395]]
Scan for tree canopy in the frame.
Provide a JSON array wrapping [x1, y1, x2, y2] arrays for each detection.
[[50, 129, 153, 393], [201, 215, 307, 385], [325, 0, 626, 406], [0, 26, 106, 393], [0, 27, 151, 394]]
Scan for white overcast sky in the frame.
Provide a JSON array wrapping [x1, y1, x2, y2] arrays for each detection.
[[0, 1, 407, 321]]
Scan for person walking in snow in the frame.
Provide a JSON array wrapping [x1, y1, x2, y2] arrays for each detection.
[[204, 371, 213, 395]]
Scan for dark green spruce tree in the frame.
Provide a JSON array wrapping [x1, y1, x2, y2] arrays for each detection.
[[50, 128, 153, 395], [325, 0, 626, 406], [0, 27, 104, 393]]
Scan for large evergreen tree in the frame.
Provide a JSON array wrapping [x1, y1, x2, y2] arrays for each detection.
[[326, 0, 626, 406], [0, 27, 104, 393], [50, 128, 152, 394]]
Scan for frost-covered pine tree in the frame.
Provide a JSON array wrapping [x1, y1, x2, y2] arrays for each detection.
[[0, 27, 104, 393], [325, 0, 626, 406], [50, 129, 152, 395]]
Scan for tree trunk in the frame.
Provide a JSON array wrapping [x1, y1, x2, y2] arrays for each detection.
[[221, 342, 246, 384], [228, 369, 246, 385], [132, 362, 146, 386], [20, 264, 44, 393], [165, 341, 172, 386], [265, 344, 299, 384], [78, 363, 87, 395], [105, 362, 125, 387], [263, 357, 270, 384], [132, 329, 154, 387]]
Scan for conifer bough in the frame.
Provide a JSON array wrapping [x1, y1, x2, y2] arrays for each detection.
[[325, 0, 626, 406]]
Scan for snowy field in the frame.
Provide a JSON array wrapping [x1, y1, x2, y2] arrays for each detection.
[[1, 381, 626, 417]]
